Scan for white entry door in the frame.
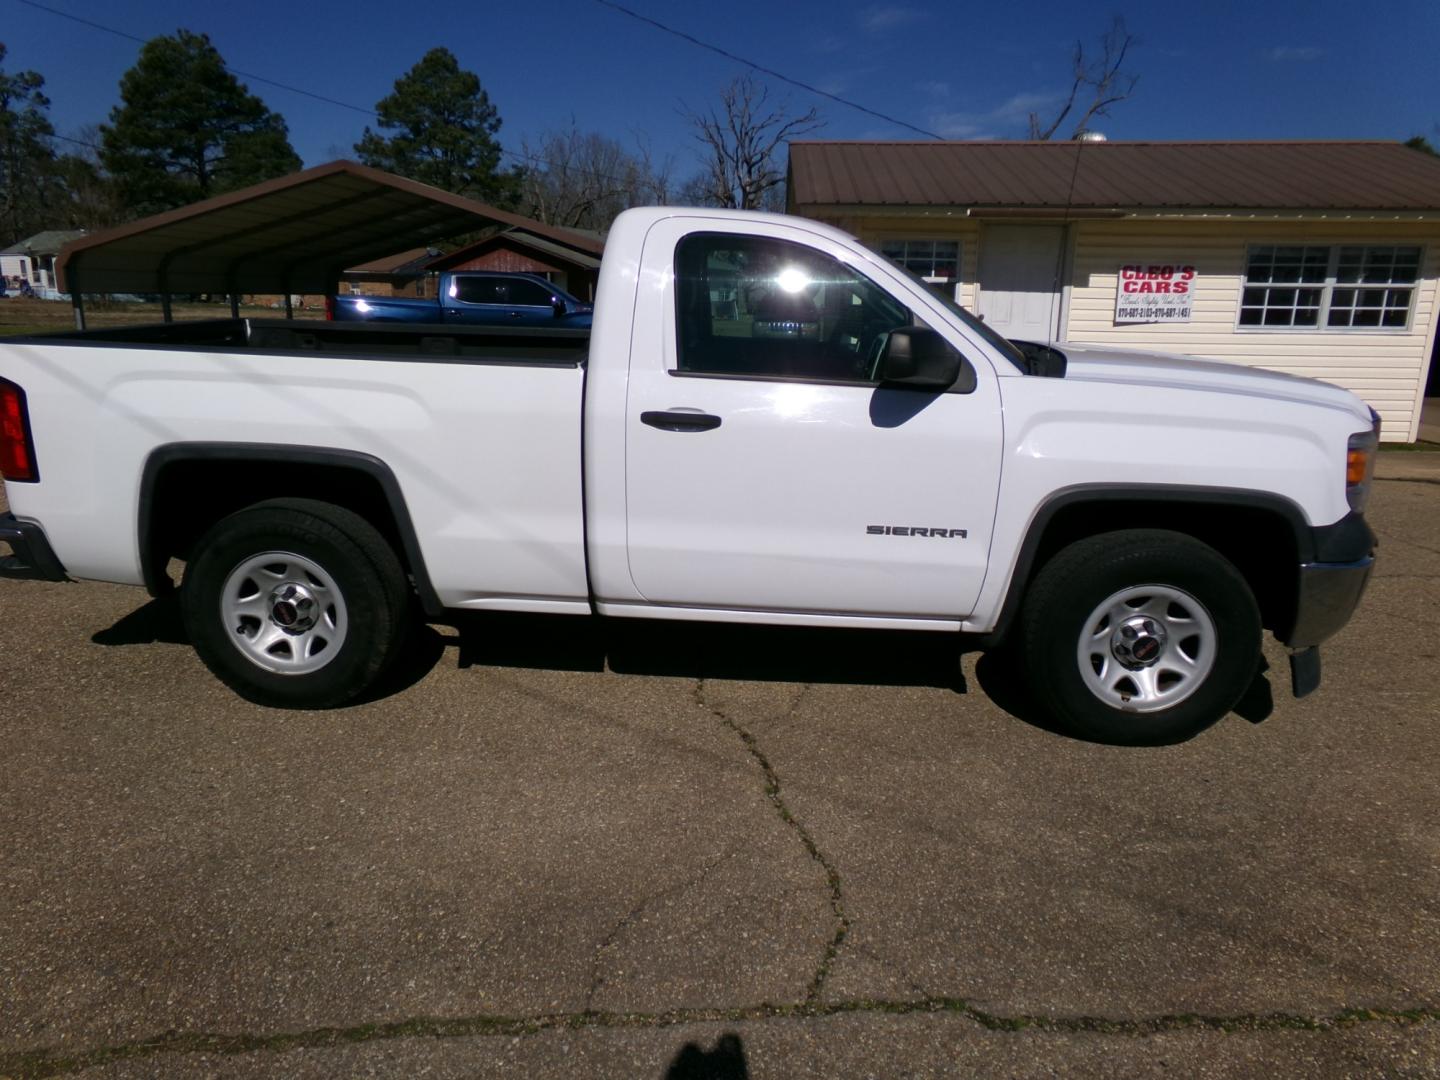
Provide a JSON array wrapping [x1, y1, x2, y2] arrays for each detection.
[[977, 226, 1064, 341]]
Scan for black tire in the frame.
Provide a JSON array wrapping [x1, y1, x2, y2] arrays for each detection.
[[1018, 529, 1261, 745], [180, 498, 412, 708]]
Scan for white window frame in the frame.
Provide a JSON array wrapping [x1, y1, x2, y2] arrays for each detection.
[[1236, 243, 1423, 333], [880, 238, 961, 291]]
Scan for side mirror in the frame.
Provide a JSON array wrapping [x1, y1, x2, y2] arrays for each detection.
[[875, 327, 966, 390], [552, 297, 568, 318]]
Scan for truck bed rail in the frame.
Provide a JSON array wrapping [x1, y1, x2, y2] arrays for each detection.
[[12, 319, 589, 366]]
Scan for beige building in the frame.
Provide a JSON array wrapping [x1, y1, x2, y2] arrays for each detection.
[[788, 141, 1440, 442]]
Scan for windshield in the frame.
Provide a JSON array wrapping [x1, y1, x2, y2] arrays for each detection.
[[885, 261, 1028, 372]]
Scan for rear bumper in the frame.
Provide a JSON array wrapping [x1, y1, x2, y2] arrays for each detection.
[[0, 513, 69, 581]]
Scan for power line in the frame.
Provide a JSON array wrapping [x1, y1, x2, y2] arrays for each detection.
[[15, 0, 655, 188], [589, 0, 943, 140], [16, 0, 377, 116], [22, 0, 885, 197], [49, 131, 101, 151]]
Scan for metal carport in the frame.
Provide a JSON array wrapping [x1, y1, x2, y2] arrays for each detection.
[[56, 160, 599, 327]]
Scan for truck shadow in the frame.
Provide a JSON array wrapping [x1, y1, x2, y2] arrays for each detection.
[[447, 611, 969, 692], [972, 648, 1276, 745], [91, 599, 1273, 739], [91, 598, 968, 694]]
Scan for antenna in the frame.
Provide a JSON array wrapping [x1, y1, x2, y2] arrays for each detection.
[[1046, 132, 1097, 349]]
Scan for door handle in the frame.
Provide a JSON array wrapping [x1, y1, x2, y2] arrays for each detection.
[[640, 410, 722, 432]]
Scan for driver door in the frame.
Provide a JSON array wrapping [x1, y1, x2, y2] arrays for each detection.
[[622, 220, 1005, 620]]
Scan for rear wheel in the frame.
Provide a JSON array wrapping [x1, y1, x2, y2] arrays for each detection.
[[1019, 529, 1261, 745], [180, 498, 411, 708]]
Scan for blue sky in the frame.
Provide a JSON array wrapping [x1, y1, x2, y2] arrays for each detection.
[[4, 0, 1438, 177]]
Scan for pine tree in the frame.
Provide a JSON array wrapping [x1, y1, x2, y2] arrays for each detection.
[[100, 30, 300, 216], [355, 48, 520, 206], [0, 42, 58, 246]]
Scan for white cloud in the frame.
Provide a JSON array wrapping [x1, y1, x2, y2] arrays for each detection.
[[988, 91, 1063, 122], [928, 113, 994, 140], [917, 80, 951, 98], [1269, 45, 1323, 61], [927, 90, 1062, 140], [861, 5, 924, 32]]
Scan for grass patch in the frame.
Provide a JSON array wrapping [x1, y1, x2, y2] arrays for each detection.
[[0, 297, 325, 337], [1380, 441, 1440, 452]]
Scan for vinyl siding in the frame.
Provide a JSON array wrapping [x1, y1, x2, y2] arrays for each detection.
[[801, 213, 1439, 441], [1063, 220, 1440, 441]]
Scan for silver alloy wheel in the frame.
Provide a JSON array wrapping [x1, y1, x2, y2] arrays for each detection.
[[1076, 583, 1217, 713], [219, 551, 348, 675]]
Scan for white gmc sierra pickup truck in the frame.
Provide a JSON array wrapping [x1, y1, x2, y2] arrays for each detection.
[[0, 207, 1378, 744]]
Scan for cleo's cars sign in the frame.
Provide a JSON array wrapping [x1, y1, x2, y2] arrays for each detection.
[[1115, 263, 1196, 323]]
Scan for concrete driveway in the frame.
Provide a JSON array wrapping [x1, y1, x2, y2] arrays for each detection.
[[1, 461, 1437, 1078]]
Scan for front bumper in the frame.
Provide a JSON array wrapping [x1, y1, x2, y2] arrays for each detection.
[[1279, 511, 1375, 698], [1282, 509, 1377, 650], [0, 513, 69, 581], [1285, 557, 1374, 649]]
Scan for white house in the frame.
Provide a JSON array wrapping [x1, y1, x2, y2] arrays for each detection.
[[788, 140, 1440, 442]]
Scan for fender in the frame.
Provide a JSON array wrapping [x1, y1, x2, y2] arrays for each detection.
[[138, 442, 444, 617]]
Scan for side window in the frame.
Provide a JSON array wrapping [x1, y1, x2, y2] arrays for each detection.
[[675, 233, 912, 382], [451, 276, 506, 304], [507, 278, 555, 306]]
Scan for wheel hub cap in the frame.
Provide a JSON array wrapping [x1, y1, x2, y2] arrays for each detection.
[[1111, 616, 1168, 669], [268, 583, 317, 631]]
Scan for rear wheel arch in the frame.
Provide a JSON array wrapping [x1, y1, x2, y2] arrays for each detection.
[[138, 443, 442, 617]]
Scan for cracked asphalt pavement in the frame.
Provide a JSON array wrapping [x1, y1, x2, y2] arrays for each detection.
[[1, 458, 1437, 1078]]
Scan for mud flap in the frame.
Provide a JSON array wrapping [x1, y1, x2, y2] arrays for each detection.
[[1289, 646, 1322, 699]]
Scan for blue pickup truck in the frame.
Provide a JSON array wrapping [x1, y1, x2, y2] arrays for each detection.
[[327, 271, 593, 327]]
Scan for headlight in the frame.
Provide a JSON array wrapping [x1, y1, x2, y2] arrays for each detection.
[[1345, 416, 1379, 513]]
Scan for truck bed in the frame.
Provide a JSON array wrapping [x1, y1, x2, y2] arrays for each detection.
[[1, 318, 591, 608], [16, 319, 589, 366]]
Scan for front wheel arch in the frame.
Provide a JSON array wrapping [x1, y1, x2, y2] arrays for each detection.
[[984, 487, 1306, 647]]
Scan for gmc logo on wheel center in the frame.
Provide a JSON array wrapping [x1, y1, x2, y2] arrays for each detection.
[[866, 526, 968, 538]]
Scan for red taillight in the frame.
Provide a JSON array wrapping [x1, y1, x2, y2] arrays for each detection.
[[0, 378, 38, 483], [324, 295, 335, 321]]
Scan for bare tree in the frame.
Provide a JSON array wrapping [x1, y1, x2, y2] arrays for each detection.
[[683, 74, 822, 210], [1028, 16, 1139, 140], [519, 123, 673, 232]]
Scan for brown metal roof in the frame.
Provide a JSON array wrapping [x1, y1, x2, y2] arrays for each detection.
[[427, 228, 604, 272], [788, 141, 1440, 212], [57, 160, 605, 294], [343, 247, 435, 275]]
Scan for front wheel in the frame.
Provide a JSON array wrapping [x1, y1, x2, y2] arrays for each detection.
[[1018, 530, 1262, 745], [180, 499, 412, 708]]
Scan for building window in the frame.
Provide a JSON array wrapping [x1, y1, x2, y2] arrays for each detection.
[[1240, 245, 1421, 330], [1328, 246, 1422, 328], [880, 239, 959, 293]]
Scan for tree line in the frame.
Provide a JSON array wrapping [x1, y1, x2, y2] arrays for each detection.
[[0, 31, 822, 249]]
